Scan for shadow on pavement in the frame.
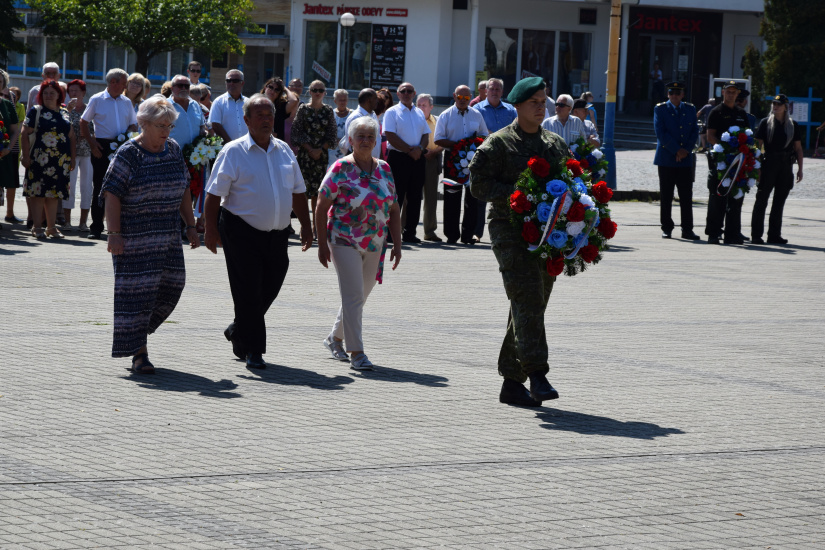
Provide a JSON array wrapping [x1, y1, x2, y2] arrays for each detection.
[[126, 368, 241, 398], [239, 363, 354, 390], [605, 244, 637, 253], [353, 365, 449, 387], [746, 242, 825, 254], [535, 409, 684, 439]]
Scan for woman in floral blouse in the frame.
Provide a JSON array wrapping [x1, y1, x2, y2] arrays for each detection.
[[290, 79, 338, 235], [20, 80, 76, 239], [315, 116, 401, 371]]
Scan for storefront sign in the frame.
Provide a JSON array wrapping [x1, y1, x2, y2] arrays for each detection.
[[632, 13, 702, 33], [371, 24, 406, 88], [301, 4, 407, 17], [790, 101, 808, 123], [312, 60, 332, 81]]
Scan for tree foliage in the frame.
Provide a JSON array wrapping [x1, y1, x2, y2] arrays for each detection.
[[30, 0, 259, 76], [0, 0, 30, 68], [742, 43, 767, 118]]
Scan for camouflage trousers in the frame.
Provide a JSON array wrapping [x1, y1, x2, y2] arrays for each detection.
[[489, 220, 555, 383]]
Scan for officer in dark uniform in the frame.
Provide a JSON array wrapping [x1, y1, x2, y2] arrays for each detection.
[[736, 89, 758, 130], [469, 77, 568, 408], [705, 81, 752, 245], [653, 81, 700, 240]]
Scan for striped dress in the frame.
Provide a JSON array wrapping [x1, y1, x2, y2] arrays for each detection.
[[100, 139, 189, 357]]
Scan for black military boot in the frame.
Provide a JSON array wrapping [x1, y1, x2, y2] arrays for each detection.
[[499, 379, 542, 407], [528, 372, 559, 402]]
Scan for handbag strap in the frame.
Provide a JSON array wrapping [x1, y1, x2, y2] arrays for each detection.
[[29, 105, 41, 153]]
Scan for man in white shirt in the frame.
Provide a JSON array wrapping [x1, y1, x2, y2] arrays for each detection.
[[340, 88, 381, 158], [208, 69, 248, 143], [80, 68, 138, 239], [383, 82, 430, 243], [203, 95, 312, 369], [434, 84, 489, 244], [572, 99, 600, 147], [169, 75, 206, 148], [27, 62, 60, 107], [541, 94, 586, 146]]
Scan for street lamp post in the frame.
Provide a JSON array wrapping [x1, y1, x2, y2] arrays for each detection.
[[337, 12, 356, 90]]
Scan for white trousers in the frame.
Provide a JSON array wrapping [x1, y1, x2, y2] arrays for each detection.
[[64, 155, 93, 210], [330, 244, 381, 352]]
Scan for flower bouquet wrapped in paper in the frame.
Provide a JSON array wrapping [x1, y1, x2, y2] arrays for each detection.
[[442, 134, 485, 187], [183, 135, 224, 200], [710, 126, 760, 200], [509, 156, 616, 277]]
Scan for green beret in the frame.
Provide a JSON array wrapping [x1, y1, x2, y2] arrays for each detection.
[[505, 77, 546, 104]]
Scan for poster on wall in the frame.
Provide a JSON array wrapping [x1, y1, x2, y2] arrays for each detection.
[[371, 24, 406, 89]]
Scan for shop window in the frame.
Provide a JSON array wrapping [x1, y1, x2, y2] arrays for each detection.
[[192, 49, 213, 84], [25, 36, 43, 77], [6, 47, 25, 76], [303, 21, 338, 88], [521, 30, 555, 89], [557, 32, 591, 98], [86, 42, 104, 81], [124, 51, 137, 74], [106, 45, 127, 74], [484, 27, 518, 91], [339, 22, 371, 91], [266, 24, 286, 36]]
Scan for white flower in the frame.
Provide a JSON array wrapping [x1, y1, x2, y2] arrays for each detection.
[[44, 166, 56, 177], [110, 142, 118, 150], [721, 178, 732, 188], [754, 160, 761, 169], [541, 194, 548, 200], [461, 168, 470, 175], [42, 112, 53, 120], [540, 252, 548, 259], [745, 129, 753, 136], [118, 134, 126, 141], [754, 149, 761, 158], [42, 133, 58, 148], [579, 195, 595, 208], [712, 144, 724, 153], [728, 126, 740, 134], [591, 149, 603, 159], [747, 178, 757, 188], [598, 169, 606, 177], [540, 224, 546, 231], [108, 154, 115, 161], [466, 151, 475, 161], [526, 194, 534, 202], [566, 221, 585, 236], [459, 159, 469, 168], [717, 162, 727, 170], [562, 193, 573, 214], [36, 153, 49, 166], [524, 216, 532, 222], [733, 189, 744, 200], [721, 132, 731, 142]]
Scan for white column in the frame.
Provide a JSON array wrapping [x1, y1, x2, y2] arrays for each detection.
[[468, 0, 480, 89]]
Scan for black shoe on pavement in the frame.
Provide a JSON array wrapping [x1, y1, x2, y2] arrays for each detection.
[[767, 237, 788, 244], [402, 234, 421, 244], [751, 236, 765, 244], [681, 231, 700, 240], [740, 233, 750, 242], [708, 236, 721, 245], [224, 324, 246, 360], [26, 219, 33, 229], [528, 372, 559, 402], [87, 232, 102, 240], [4, 215, 23, 223], [246, 353, 266, 369], [723, 237, 744, 245], [499, 379, 542, 407], [662, 230, 672, 239]]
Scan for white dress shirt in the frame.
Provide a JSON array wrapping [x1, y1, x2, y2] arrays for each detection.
[[541, 115, 587, 145], [340, 106, 381, 158], [81, 90, 138, 139], [433, 105, 489, 143], [205, 133, 306, 232], [208, 92, 248, 141], [169, 98, 205, 148], [382, 103, 430, 151]]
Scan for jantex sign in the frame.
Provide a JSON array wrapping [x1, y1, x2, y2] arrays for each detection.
[[631, 12, 702, 33], [302, 3, 408, 17]]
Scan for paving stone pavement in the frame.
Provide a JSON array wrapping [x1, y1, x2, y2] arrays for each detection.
[[1, 160, 824, 549]]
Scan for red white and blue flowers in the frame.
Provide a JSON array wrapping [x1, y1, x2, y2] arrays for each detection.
[[711, 126, 760, 199], [569, 137, 608, 178], [443, 135, 485, 186]]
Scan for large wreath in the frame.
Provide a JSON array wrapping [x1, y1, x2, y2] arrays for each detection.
[[443, 135, 485, 185], [509, 156, 616, 277], [710, 126, 760, 199], [569, 136, 608, 178]]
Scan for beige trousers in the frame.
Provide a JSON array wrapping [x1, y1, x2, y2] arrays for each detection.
[[330, 244, 382, 352]]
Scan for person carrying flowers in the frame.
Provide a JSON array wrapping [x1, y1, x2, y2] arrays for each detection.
[[468, 77, 568, 408]]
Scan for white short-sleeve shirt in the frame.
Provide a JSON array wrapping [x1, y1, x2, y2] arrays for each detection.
[[205, 133, 306, 232], [541, 115, 586, 146], [382, 103, 430, 151], [81, 90, 138, 139], [208, 93, 248, 141], [433, 105, 489, 143]]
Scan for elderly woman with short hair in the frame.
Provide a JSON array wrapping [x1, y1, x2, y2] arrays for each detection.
[[125, 73, 148, 112], [100, 95, 200, 373], [315, 116, 401, 370]]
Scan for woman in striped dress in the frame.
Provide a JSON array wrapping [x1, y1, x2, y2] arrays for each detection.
[[100, 95, 200, 373]]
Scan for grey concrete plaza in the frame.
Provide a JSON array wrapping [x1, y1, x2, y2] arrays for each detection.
[[1, 151, 824, 549]]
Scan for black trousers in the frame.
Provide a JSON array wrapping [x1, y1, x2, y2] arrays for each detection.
[[387, 150, 425, 237], [90, 138, 115, 235], [218, 208, 289, 355], [443, 184, 478, 243], [705, 165, 743, 241], [658, 165, 694, 233], [751, 158, 794, 240]]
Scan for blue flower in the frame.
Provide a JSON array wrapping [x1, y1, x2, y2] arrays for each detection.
[[546, 179, 568, 197], [573, 181, 588, 195], [586, 154, 597, 165], [549, 230, 568, 248], [536, 201, 552, 223]]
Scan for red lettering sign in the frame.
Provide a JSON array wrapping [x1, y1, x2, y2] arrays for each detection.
[[386, 8, 408, 17], [632, 13, 702, 33], [303, 3, 334, 15]]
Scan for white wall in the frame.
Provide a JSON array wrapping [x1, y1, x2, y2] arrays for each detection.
[[627, 0, 763, 12], [720, 12, 763, 79]]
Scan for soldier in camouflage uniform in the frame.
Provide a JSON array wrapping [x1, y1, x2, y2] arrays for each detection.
[[469, 77, 568, 407]]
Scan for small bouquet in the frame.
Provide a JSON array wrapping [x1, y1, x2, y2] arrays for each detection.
[[183, 135, 224, 201], [1, 120, 11, 150], [108, 132, 140, 161], [443, 134, 485, 186], [509, 156, 616, 277], [710, 126, 760, 199], [570, 137, 608, 178]]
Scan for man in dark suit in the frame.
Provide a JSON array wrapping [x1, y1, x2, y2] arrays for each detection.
[[653, 81, 700, 240]]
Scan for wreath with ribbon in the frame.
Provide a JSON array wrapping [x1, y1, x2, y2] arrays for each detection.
[[570, 136, 608, 178], [443, 135, 485, 186], [710, 126, 760, 199]]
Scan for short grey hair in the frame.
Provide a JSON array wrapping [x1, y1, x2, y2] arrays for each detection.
[[347, 115, 380, 144], [42, 62, 60, 75], [486, 78, 504, 89], [556, 94, 574, 108], [333, 89, 348, 100], [226, 69, 244, 81], [172, 74, 190, 85], [243, 93, 274, 117], [136, 94, 179, 128], [416, 93, 433, 106], [189, 84, 204, 100], [106, 68, 128, 84]]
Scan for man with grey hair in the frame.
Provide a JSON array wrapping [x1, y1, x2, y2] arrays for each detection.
[[168, 75, 206, 149], [416, 92, 443, 242], [209, 69, 247, 143], [27, 62, 61, 107], [81, 68, 137, 239], [203, 94, 312, 369], [541, 93, 586, 145]]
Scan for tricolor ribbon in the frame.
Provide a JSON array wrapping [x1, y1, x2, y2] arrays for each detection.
[[717, 152, 744, 197], [528, 191, 567, 252], [564, 214, 599, 260]]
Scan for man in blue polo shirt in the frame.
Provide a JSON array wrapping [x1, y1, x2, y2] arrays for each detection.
[[169, 75, 206, 149]]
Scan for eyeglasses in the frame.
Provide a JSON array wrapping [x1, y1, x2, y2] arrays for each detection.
[[555, 104, 570, 109], [173, 83, 190, 89], [398, 89, 414, 94], [310, 88, 325, 93], [266, 85, 281, 91], [225, 78, 242, 83], [455, 95, 471, 101], [153, 123, 176, 131], [189, 69, 201, 73]]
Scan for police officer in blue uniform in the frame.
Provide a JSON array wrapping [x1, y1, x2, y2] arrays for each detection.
[[653, 81, 700, 240]]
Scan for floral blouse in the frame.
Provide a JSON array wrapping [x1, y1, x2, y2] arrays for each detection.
[[69, 108, 92, 157]]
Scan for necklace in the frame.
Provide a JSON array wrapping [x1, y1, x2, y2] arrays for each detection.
[[353, 156, 374, 176]]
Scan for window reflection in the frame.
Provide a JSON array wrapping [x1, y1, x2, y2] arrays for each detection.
[[557, 32, 591, 98], [484, 27, 518, 91]]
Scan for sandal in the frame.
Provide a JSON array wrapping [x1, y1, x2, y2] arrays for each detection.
[[130, 352, 155, 374], [46, 228, 65, 239], [32, 227, 46, 240]]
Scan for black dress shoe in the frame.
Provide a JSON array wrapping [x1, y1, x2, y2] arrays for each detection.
[[87, 232, 102, 240], [740, 233, 750, 242], [224, 324, 245, 360], [446, 238, 459, 244], [767, 237, 788, 244], [661, 230, 672, 239], [723, 237, 744, 245], [528, 372, 559, 402], [708, 236, 721, 245], [460, 239, 476, 245], [4, 215, 23, 223], [681, 231, 700, 240], [499, 379, 542, 407], [402, 234, 421, 244], [246, 353, 266, 369], [751, 236, 765, 244]]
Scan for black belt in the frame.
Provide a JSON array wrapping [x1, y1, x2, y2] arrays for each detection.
[[220, 207, 290, 234]]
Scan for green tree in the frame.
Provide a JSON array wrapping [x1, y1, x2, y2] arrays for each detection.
[[30, 0, 259, 76], [0, 0, 30, 68], [742, 42, 767, 118]]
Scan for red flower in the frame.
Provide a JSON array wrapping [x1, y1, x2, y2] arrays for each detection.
[[598, 217, 617, 239], [521, 221, 540, 243], [579, 159, 590, 170], [738, 133, 748, 144], [738, 144, 750, 154], [566, 159, 583, 176], [510, 190, 531, 213], [591, 181, 613, 203], [527, 157, 551, 178], [566, 202, 586, 222], [579, 244, 599, 263], [546, 256, 565, 276]]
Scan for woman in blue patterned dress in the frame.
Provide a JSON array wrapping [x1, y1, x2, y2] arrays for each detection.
[[100, 95, 200, 373]]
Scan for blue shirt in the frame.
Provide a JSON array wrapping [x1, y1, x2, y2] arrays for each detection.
[[170, 98, 205, 148], [474, 99, 517, 134]]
